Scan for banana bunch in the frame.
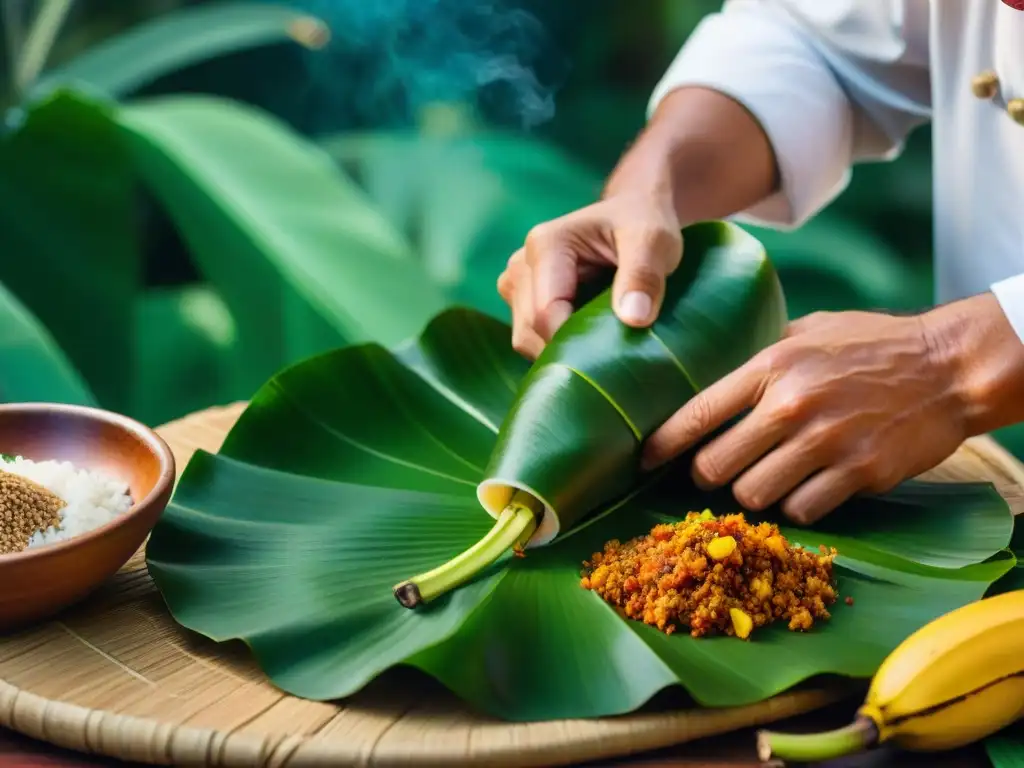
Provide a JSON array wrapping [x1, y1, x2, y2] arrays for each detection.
[[758, 589, 1024, 763]]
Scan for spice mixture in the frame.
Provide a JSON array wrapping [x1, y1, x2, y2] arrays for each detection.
[[0, 469, 66, 555], [580, 510, 839, 640]]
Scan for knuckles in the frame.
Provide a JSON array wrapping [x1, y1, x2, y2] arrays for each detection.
[[496, 269, 514, 303], [845, 454, 895, 493], [692, 448, 728, 487], [524, 221, 561, 263], [681, 395, 715, 444], [767, 387, 807, 425], [511, 329, 540, 360], [635, 223, 683, 254]]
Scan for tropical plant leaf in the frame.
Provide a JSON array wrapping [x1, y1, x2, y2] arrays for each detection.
[[132, 284, 238, 426], [32, 3, 328, 101], [113, 93, 449, 394], [986, 728, 1024, 768], [148, 221, 1015, 721], [740, 214, 932, 319], [0, 278, 93, 405], [320, 130, 602, 321], [0, 91, 138, 410]]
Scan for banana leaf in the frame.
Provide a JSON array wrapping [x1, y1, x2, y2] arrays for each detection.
[[987, 727, 1024, 768], [0, 278, 93, 405], [148, 221, 1015, 721], [0, 91, 137, 410], [32, 3, 328, 101], [1, 88, 466, 413], [320, 131, 602, 321], [111, 92, 449, 395], [132, 284, 237, 426]]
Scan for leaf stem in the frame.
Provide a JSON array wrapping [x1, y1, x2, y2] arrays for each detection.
[[15, 0, 74, 94], [757, 716, 879, 763], [393, 490, 541, 609]]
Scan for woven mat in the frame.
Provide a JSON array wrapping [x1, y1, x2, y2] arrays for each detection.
[[1, 403, 1022, 768]]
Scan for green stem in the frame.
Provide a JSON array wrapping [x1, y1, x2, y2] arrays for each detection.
[[15, 0, 74, 94], [393, 490, 541, 609], [757, 717, 879, 763]]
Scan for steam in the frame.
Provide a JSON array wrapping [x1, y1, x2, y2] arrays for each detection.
[[284, 0, 563, 130]]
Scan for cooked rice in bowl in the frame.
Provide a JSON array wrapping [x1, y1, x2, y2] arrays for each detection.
[[0, 455, 133, 554]]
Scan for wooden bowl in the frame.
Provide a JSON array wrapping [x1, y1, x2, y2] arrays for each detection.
[[0, 403, 175, 630]]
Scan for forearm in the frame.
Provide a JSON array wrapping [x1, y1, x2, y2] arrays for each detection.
[[923, 292, 1024, 437], [602, 86, 780, 227]]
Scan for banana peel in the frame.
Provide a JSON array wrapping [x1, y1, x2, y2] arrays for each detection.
[[758, 589, 1024, 763]]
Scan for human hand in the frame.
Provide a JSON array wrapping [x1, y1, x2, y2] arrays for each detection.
[[641, 308, 973, 525], [496, 192, 682, 359]]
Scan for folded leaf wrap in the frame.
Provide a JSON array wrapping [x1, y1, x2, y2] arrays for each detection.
[[478, 221, 788, 544]]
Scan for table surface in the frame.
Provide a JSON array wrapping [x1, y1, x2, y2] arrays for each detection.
[[0, 404, 1012, 768]]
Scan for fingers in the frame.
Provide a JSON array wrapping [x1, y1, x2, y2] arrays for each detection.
[[611, 225, 682, 327], [730, 434, 829, 512], [502, 249, 545, 359], [500, 204, 683, 356], [781, 464, 863, 525], [641, 360, 767, 470], [690, 407, 790, 491], [524, 223, 578, 340]]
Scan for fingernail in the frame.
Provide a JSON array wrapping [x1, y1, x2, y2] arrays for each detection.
[[618, 291, 652, 325]]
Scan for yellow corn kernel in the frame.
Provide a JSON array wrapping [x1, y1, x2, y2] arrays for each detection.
[[750, 577, 773, 601], [706, 535, 737, 561], [730, 607, 753, 640], [765, 535, 786, 557]]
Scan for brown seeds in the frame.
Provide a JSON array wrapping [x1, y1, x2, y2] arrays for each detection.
[[0, 470, 65, 555]]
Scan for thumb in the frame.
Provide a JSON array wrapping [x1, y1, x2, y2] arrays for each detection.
[[611, 226, 683, 327]]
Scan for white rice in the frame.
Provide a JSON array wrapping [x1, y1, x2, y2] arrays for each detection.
[[1, 456, 133, 549]]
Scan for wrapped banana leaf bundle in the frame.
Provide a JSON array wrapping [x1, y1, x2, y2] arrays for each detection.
[[147, 221, 1015, 722]]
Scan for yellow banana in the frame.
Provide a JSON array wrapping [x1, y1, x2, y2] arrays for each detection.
[[757, 589, 1024, 763]]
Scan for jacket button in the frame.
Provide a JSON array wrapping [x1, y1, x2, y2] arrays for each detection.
[[971, 70, 1000, 99], [1008, 98, 1024, 125]]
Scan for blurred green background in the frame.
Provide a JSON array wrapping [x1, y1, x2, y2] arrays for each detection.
[[2, 0, 1018, 457]]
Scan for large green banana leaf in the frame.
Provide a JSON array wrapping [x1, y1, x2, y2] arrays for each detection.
[[115, 93, 448, 396], [148, 221, 1015, 721], [32, 3, 327, 101], [2, 89, 450, 408], [0, 92, 137, 410], [320, 131, 602, 321], [132, 285, 237, 427], [0, 278, 93, 405]]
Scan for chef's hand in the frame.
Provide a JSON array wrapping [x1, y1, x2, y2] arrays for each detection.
[[641, 293, 1024, 525], [496, 192, 682, 359]]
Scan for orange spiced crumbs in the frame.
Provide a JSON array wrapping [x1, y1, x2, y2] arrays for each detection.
[[580, 510, 839, 640]]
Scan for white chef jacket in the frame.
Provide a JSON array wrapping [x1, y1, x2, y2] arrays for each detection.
[[648, 0, 1024, 343]]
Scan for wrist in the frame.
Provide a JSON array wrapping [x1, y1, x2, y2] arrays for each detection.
[[601, 120, 681, 222], [920, 292, 1024, 437], [602, 86, 778, 227]]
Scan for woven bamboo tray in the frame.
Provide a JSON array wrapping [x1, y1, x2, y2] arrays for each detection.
[[1, 403, 1023, 767]]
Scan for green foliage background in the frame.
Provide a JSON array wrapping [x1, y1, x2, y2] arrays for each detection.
[[1, 0, 1019, 458]]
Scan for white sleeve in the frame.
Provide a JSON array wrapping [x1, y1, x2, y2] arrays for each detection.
[[991, 274, 1024, 344], [648, 0, 931, 229]]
